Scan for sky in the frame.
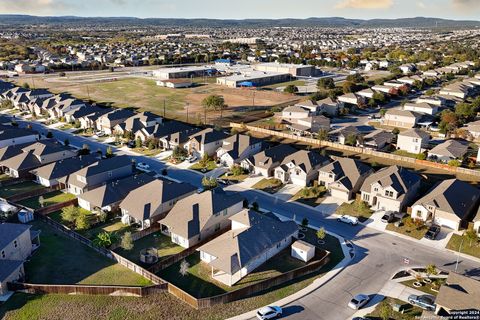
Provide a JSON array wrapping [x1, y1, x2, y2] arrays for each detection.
[[0, 0, 479, 20]]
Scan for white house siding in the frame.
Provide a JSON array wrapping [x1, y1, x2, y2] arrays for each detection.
[[291, 245, 315, 263], [171, 233, 190, 248], [35, 176, 56, 187], [77, 198, 92, 212], [474, 220, 480, 234], [330, 187, 350, 202], [434, 216, 459, 230], [1, 230, 31, 261], [397, 135, 423, 153]]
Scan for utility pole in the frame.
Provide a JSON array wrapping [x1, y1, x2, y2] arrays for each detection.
[[186, 102, 189, 123], [455, 238, 464, 272], [163, 99, 166, 118], [86, 85, 90, 100]]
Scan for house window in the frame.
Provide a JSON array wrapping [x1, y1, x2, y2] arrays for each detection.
[[374, 188, 378, 192], [14, 240, 17, 248], [1, 250, 4, 258], [276, 243, 281, 249], [363, 194, 370, 201], [223, 209, 228, 216], [385, 190, 394, 197]]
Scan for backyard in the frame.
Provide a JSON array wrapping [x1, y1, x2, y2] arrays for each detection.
[[114, 231, 184, 267], [252, 178, 284, 194], [17, 191, 76, 210], [0, 181, 45, 199], [335, 200, 373, 222], [81, 218, 136, 240], [24, 219, 151, 286], [386, 216, 428, 240]]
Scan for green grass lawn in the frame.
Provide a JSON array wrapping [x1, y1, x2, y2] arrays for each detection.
[[393, 150, 424, 159], [219, 173, 249, 182], [0, 173, 11, 181], [335, 200, 373, 222], [365, 297, 423, 320], [80, 219, 136, 240], [114, 231, 183, 267], [132, 147, 164, 157], [291, 186, 327, 207], [252, 178, 284, 194], [189, 160, 217, 172], [446, 234, 480, 259], [48, 207, 94, 224], [1, 228, 344, 320], [0, 181, 44, 198], [24, 219, 151, 286], [386, 216, 428, 240], [401, 278, 444, 296], [17, 191, 76, 210]]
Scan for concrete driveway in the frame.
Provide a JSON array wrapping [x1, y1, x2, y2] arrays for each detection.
[[276, 184, 302, 201], [314, 196, 344, 216]]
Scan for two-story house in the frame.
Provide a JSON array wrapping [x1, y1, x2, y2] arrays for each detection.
[[0, 126, 39, 149], [274, 150, 330, 187], [184, 128, 229, 158], [397, 129, 430, 154], [318, 157, 374, 201], [58, 155, 133, 195], [96, 109, 136, 135], [383, 109, 422, 129], [360, 165, 421, 212], [160, 188, 244, 248], [217, 134, 264, 167], [242, 144, 298, 177]]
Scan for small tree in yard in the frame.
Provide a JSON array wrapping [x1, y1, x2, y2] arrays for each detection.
[[75, 213, 90, 230], [284, 85, 298, 94], [465, 227, 479, 247], [105, 146, 114, 158], [179, 259, 190, 277], [46, 131, 53, 138], [98, 210, 108, 223], [120, 232, 134, 251], [316, 227, 326, 241], [93, 232, 113, 248], [379, 301, 391, 320], [317, 128, 328, 141], [230, 165, 244, 176], [61, 205, 79, 224], [135, 137, 143, 148], [425, 264, 438, 279], [301, 218, 309, 228], [38, 195, 45, 208]]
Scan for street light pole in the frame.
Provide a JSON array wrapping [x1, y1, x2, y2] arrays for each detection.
[[455, 238, 464, 273]]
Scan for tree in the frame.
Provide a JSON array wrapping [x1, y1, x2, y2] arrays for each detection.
[[105, 146, 114, 158], [93, 232, 113, 248], [201, 176, 218, 190], [425, 264, 438, 279], [61, 205, 79, 224], [230, 165, 244, 176], [201, 94, 226, 121], [455, 103, 477, 123], [317, 128, 328, 141], [346, 73, 364, 84], [379, 301, 391, 320], [38, 195, 45, 208], [301, 218, 309, 228], [179, 259, 190, 276], [465, 227, 479, 247], [135, 136, 143, 148], [392, 128, 400, 135], [284, 85, 298, 94], [316, 227, 326, 241], [317, 77, 335, 90], [345, 134, 357, 146], [342, 81, 355, 94], [448, 159, 461, 167], [120, 232, 134, 251], [439, 110, 458, 134], [78, 143, 90, 155], [172, 146, 187, 161], [22, 82, 30, 89], [75, 213, 90, 230], [46, 131, 53, 138], [64, 138, 69, 146], [98, 210, 108, 223]]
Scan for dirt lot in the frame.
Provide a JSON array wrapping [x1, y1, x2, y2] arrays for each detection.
[[14, 76, 299, 126]]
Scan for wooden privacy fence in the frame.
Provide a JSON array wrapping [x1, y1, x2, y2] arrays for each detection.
[[35, 198, 78, 215], [8, 282, 166, 297], [231, 122, 480, 177], [0, 176, 32, 187], [6, 184, 61, 202]]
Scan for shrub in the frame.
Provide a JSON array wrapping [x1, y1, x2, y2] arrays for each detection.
[[120, 232, 134, 251], [448, 159, 461, 167]]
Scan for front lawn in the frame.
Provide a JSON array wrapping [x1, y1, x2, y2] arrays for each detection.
[[291, 186, 327, 207], [189, 160, 217, 172], [25, 220, 151, 286], [114, 231, 183, 267], [401, 278, 445, 296], [386, 216, 428, 240], [219, 173, 249, 182], [17, 191, 76, 210], [0, 181, 44, 198], [252, 178, 284, 194], [365, 297, 423, 320], [132, 147, 164, 157], [446, 233, 480, 259], [335, 200, 373, 222]]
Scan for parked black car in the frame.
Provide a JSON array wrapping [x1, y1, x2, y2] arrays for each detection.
[[424, 225, 441, 240]]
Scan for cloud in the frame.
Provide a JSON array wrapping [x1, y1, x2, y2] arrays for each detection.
[[110, 0, 127, 5], [335, 0, 393, 9], [0, 0, 71, 14], [452, 0, 480, 10], [417, 2, 426, 9]]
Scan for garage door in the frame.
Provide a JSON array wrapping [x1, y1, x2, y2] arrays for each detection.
[[330, 188, 349, 201], [434, 217, 458, 230]]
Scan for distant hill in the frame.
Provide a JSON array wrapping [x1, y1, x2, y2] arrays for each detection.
[[0, 15, 479, 28]]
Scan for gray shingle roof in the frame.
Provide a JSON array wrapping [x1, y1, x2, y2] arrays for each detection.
[[0, 259, 24, 282], [429, 140, 468, 159], [360, 165, 420, 198], [0, 223, 31, 250], [320, 157, 372, 190]]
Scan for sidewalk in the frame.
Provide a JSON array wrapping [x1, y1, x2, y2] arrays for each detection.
[[227, 209, 354, 320]]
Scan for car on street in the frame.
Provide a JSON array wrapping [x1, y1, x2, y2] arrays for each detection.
[[337, 215, 359, 225], [424, 225, 441, 240], [408, 294, 436, 311], [381, 211, 395, 223], [348, 294, 370, 310], [136, 162, 150, 171], [185, 155, 197, 163], [95, 131, 105, 137], [256, 306, 282, 319]]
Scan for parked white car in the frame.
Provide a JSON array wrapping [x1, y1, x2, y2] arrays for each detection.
[[256, 306, 282, 319], [337, 215, 359, 225], [348, 294, 370, 310], [136, 162, 150, 171], [95, 131, 105, 137]]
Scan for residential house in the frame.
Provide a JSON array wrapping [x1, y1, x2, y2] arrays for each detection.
[[372, 85, 398, 96], [317, 97, 340, 116], [50, 98, 86, 120], [356, 88, 375, 99], [360, 165, 421, 212], [439, 81, 474, 100], [329, 126, 361, 145], [0, 127, 39, 148], [30, 154, 100, 187], [403, 102, 439, 116], [358, 129, 394, 150], [78, 108, 114, 130], [0, 223, 40, 295], [410, 179, 480, 230], [428, 140, 468, 163], [217, 134, 264, 167], [197, 209, 298, 286], [399, 63, 416, 75], [59, 155, 133, 195], [318, 157, 373, 201], [134, 121, 196, 148], [474, 207, 480, 234], [119, 178, 197, 229], [274, 150, 329, 187], [160, 188, 244, 248], [112, 111, 163, 136], [184, 128, 229, 157], [337, 93, 365, 107], [96, 109, 136, 135], [465, 120, 480, 140], [435, 273, 480, 316], [78, 172, 156, 212], [0, 140, 77, 178], [242, 144, 297, 177], [383, 109, 422, 129], [396, 129, 430, 154]]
